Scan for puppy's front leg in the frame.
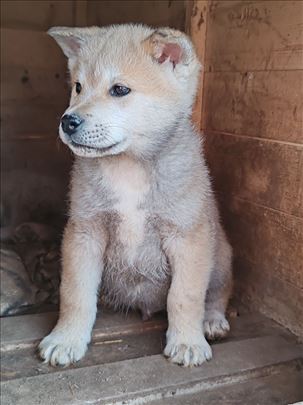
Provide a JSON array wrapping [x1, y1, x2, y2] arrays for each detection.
[[39, 220, 105, 366], [164, 225, 213, 366]]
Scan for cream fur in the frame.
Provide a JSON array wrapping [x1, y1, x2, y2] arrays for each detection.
[[39, 24, 233, 367]]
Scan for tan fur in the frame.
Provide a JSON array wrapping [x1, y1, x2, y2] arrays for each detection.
[[39, 24, 233, 367]]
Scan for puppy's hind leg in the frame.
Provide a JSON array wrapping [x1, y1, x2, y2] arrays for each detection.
[[204, 226, 233, 341]]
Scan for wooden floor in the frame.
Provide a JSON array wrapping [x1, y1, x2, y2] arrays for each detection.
[[1, 308, 302, 404]]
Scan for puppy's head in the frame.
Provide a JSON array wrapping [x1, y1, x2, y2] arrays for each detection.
[[48, 24, 200, 158]]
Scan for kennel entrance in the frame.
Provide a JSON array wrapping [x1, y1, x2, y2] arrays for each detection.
[[1, 1, 302, 404]]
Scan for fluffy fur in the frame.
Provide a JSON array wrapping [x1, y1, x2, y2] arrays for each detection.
[[39, 24, 232, 367]]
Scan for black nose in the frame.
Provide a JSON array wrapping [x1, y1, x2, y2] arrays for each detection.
[[61, 114, 83, 136]]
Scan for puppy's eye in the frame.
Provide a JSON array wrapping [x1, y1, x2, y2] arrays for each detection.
[[75, 82, 82, 94], [109, 84, 131, 97]]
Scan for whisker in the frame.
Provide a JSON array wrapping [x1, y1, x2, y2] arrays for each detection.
[[101, 124, 150, 138]]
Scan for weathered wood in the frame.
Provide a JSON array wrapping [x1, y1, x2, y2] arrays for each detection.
[[0, 1, 75, 31], [205, 132, 303, 217], [1, 29, 67, 70], [1, 100, 67, 137], [205, 0, 303, 72], [87, 0, 186, 30], [185, 0, 208, 128], [217, 197, 303, 337], [235, 258, 303, 339], [2, 138, 70, 176], [1, 0, 186, 33], [74, 0, 88, 26], [202, 70, 303, 143], [1, 67, 69, 137], [0, 28, 69, 137], [200, 1, 303, 339], [1, 336, 302, 405], [153, 369, 303, 405], [221, 196, 303, 287], [1, 66, 69, 103], [0, 310, 167, 352], [1, 308, 293, 354], [1, 331, 167, 382]]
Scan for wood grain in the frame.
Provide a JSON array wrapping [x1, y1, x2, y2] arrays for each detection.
[[190, 1, 303, 337], [205, 0, 303, 72], [87, 0, 186, 30], [205, 132, 303, 217], [221, 197, 303, 286], [186, 0, 208, 128], [1, 100, 67, 137], [220, 197, 303, 337], [0, 29, 69, 137], [202, 70, 303, 144], [235, 257, 303, 338], [1, 29, 67, 70], [1, 66, 69, 102], [0, 0, 75, 31]]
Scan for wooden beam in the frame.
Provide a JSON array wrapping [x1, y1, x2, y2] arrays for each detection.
[[185, 0, 209, 130]]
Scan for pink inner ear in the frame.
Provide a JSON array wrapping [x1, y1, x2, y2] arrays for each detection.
[[157, 43, 183, 66], [64, 36, 81, 54]]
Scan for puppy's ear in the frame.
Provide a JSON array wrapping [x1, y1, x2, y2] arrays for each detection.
[[47, 26, 100, 59], [143, 28, 199, 70]]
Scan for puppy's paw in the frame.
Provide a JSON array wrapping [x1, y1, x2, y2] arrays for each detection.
[[39, 331, 88, 367], [204, 310, 230, 340], [164, 330, 212, 367]]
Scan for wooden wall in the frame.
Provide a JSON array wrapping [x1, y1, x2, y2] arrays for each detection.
[[0, 0, 185, 227], [2, 0, 302, 336], [190, 1, 303, 337]]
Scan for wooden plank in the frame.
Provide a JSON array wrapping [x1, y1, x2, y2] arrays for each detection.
[[185, 0, 208, 129], [1, 308, 293, 353], [153, 369, 303, 405], [218, 197, 303, 337], [202, 70, 303, 144], [74, 0, 88, 26], [1, 66, 69, 103], [221, 197, 303, 287], [0, 330, 167, 382], [0, 1, 75, 31], [87, 0, 186, 30], [1, 139, 71, 174], [205, 0, 303, 72], [235, 257, 303, 338], [0, 29, 69, 138], [0, 310, 167, 352], [0, 28, 67, 70], [1, 100, 67, 137], [0, 66, 69, 137], [205, 132, 303, 217], [1, 336, 302, 405]]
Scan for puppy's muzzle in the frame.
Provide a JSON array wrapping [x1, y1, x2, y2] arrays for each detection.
[[61, 114, 83, 136]]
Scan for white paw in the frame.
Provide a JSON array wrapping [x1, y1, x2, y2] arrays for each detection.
[[164, 330, 212, 367], [39, 331, 88, 367], [204, 310, 230, 340]]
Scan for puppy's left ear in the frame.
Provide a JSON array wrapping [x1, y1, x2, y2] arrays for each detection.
[[143, 28, 200, 72]]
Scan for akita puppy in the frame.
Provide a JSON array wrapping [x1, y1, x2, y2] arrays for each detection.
[[39, 24, 232, 367]]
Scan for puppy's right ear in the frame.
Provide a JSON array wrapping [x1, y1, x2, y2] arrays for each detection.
[[47, 27, 83, 58], [47, 26, 100, 59]]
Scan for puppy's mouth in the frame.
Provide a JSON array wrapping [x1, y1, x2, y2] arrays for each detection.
[[69, 140, 120, 154]]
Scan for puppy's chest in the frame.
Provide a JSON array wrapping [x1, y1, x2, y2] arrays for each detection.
[[101, 160, 151, 260]]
